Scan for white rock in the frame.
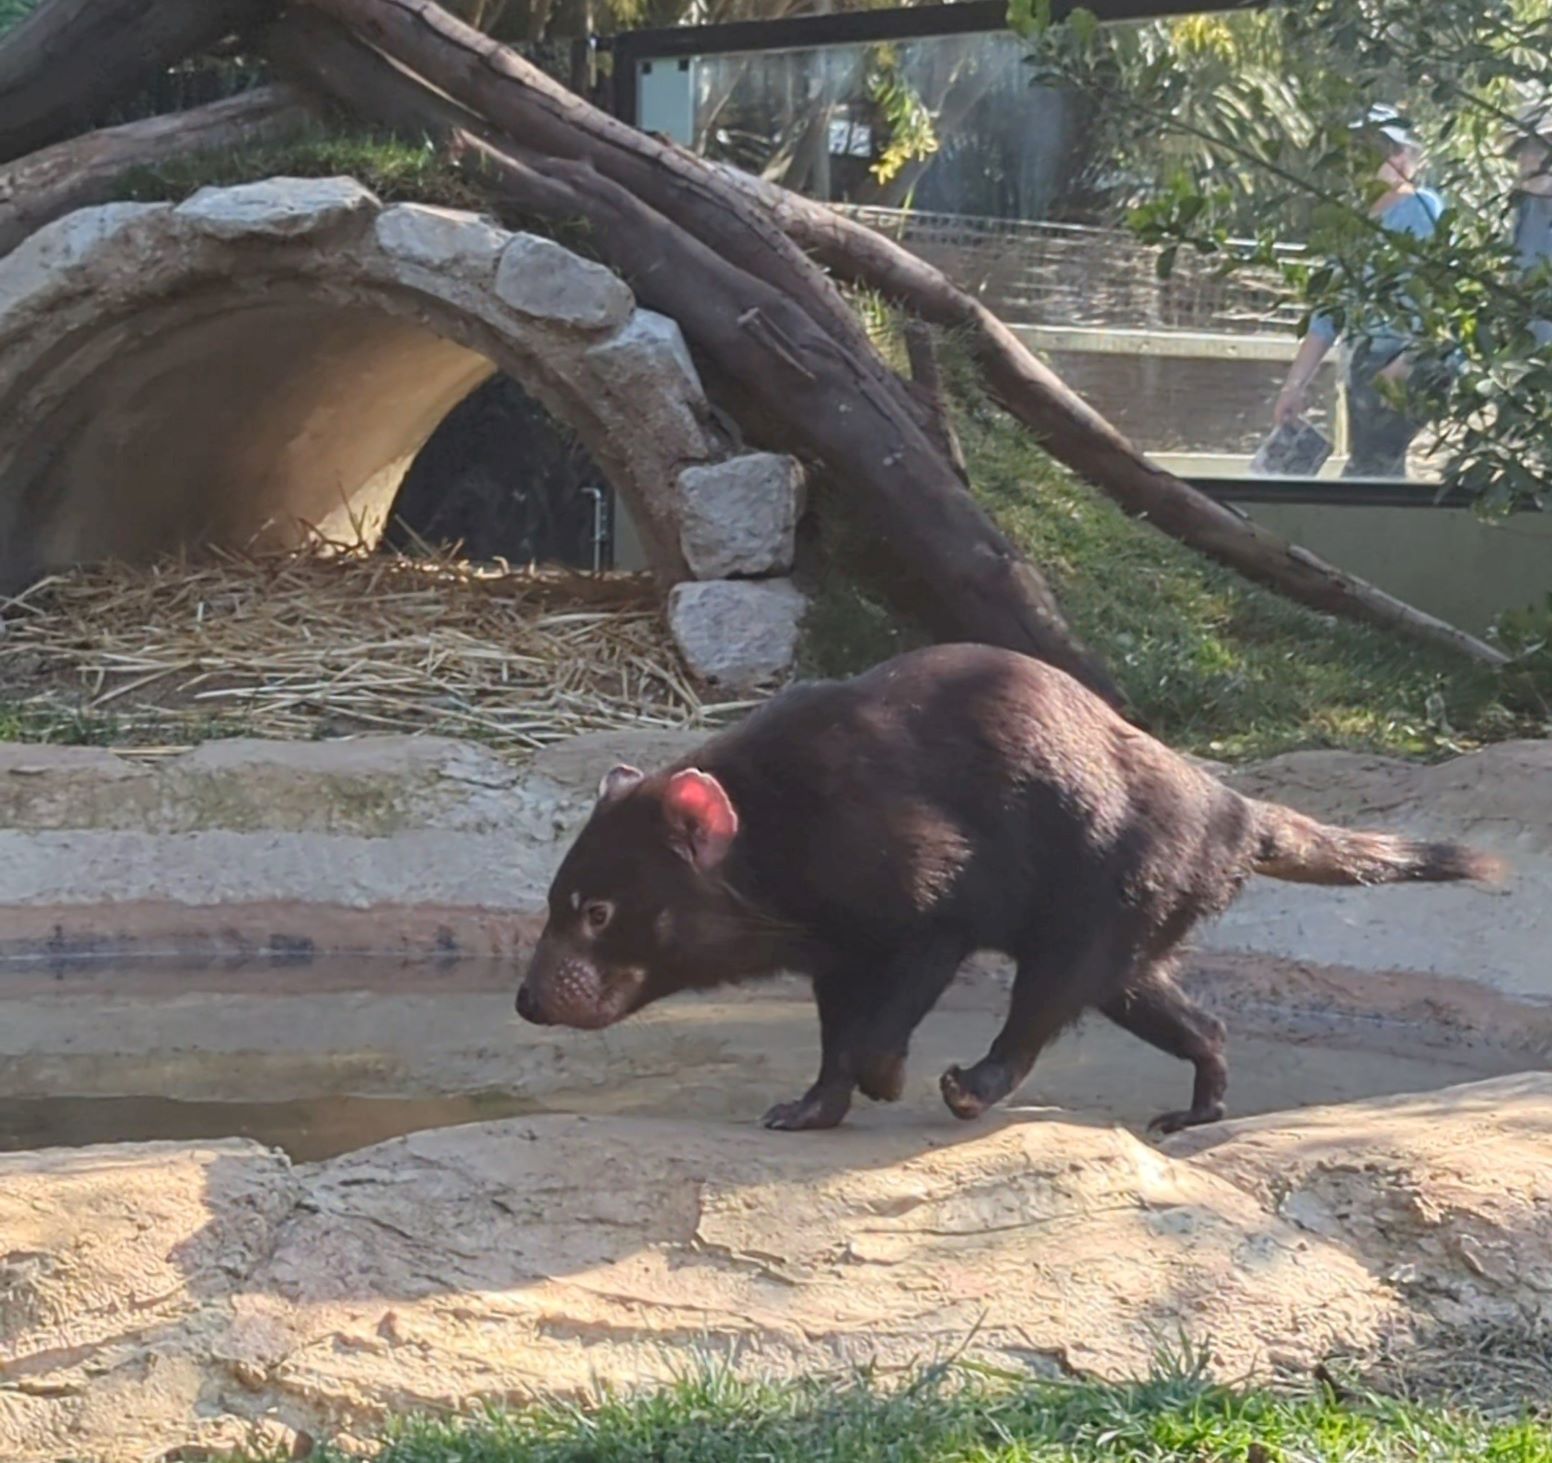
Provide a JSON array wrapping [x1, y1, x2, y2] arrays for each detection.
[[584, 310, 709, 468], [176, 177, 380, 241], [494, 232, 633, 331], [0, 203, 170, 319], [589, 309, 702, 400], [668, 578, 807, 689], [373, 204, 511, 283], [678, 453, 805, 579]]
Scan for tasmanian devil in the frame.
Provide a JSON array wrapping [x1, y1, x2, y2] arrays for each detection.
[[514, 643, 1503, 1134]]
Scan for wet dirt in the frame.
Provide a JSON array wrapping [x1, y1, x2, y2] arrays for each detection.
[[0, 964, 1529, 1158]]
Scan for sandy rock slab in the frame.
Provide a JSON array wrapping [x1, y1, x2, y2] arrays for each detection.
[[3, 1074, 1550, 1461], [0, 1140, 303, 1461], [1169, 1072, 1552, 1331]]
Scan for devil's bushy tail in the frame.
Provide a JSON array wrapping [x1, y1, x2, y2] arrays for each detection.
[[1248, 800, 1506, 886]]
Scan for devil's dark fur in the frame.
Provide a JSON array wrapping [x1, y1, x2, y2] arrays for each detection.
[[516, 644, 1503, 1133]]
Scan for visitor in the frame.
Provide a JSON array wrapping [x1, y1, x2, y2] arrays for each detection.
[[1504, 97, 1552, 348], [1272, 104, 1446, 479]]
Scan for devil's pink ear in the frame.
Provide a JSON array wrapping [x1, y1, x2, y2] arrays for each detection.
[[662, 769, 738, 871], [597, 765, 644, 804]]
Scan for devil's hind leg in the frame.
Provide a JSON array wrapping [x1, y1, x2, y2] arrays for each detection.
[[1100, 962, 1227, 1134]]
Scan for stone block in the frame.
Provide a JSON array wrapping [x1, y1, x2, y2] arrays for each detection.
[[678, 453, 804, 578], [176, 177, 380, 241], [585, 309, 706, 414], [373, 204, 511, 283], [0, 203, 170, 319], [494, 233, 633, 332], [667, 578, 806, 689]]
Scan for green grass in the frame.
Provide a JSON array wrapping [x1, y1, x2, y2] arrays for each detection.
[[0, 704, 113, 747], [0, 0, 39, 37], [802, 391, 1547, 762], [236, 1364, 1552, 1462], [111, 131, 488, 214], [106, 127, 604, 262], [0, 703, 270, 747]]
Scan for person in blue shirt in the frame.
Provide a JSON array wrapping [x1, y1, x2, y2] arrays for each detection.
[[1503, 98, 1552, 348], [1272, 105, 1445, 478]]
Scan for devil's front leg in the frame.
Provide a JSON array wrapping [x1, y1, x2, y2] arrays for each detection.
[[759, 962, 864, 1131], [761, 932, 968, 1131]]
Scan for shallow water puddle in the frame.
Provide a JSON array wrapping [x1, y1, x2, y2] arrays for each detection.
[[0, 1091, 542, 1163]]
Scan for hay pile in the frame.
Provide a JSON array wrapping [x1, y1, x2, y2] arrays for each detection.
[[0, 550, 740, 753]]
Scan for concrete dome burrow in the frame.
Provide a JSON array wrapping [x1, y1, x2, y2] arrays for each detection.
[[0, 177, 808, 688]]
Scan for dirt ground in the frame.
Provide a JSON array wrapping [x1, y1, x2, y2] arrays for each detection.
[[0, 963, 1532, 1162]]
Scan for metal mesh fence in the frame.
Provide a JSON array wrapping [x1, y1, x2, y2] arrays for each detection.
[[834, 204, 1302, 335]]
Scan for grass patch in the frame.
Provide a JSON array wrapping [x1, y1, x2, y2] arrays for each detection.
[[106, 126, 604, 262], [802, 390, 1545, 761], [236, 1364, 1552, 1462], [0, 701, 264, 748], [111, 130, 488, 214], [0, 0, 39, 36]]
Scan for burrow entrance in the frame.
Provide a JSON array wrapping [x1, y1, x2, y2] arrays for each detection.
[[0, 178, 717, 589]]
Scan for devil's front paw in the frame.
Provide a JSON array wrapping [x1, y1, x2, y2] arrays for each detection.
[[760, 1086, 851, 1131]]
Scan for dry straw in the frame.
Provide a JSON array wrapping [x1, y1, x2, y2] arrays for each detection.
[[0, 546, 747, 753]]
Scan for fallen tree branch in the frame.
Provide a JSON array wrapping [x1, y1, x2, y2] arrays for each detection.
[[295, 0, 1504, 668], [711, 166, 1509, 668], [0, 84, 316, 257], [465, 137, 1118, 689], [5, 0, 1498, 679], [0, 0, 272, 164]]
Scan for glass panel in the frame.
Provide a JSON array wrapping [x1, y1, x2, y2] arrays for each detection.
[[666, 12, 1544, 491]]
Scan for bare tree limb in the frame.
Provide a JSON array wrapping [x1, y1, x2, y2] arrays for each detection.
[[0, 84, 315, 257], [0, 0, 273, 164], [272, 10, 1132, 708], [3, 0, 1501, 675], [297, 0, 917, 414]]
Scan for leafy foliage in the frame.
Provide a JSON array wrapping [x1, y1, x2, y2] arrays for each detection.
[[865, 45, 940, 186], [0, 0, 39, 36]]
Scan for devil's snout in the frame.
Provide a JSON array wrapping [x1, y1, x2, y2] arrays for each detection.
[[514, 983, 550, 1024]]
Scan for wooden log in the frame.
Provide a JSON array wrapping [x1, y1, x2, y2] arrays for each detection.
[[0, 84, 316, 257], [0, 0, 272, 164], [294, 0, 952, 464], [2, 0, 1501, 671], [298, 0, 1506, 667], [463, 134, 1127, 695]]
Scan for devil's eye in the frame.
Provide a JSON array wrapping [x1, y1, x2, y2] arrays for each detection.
[[584, 900, 614, 932]]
